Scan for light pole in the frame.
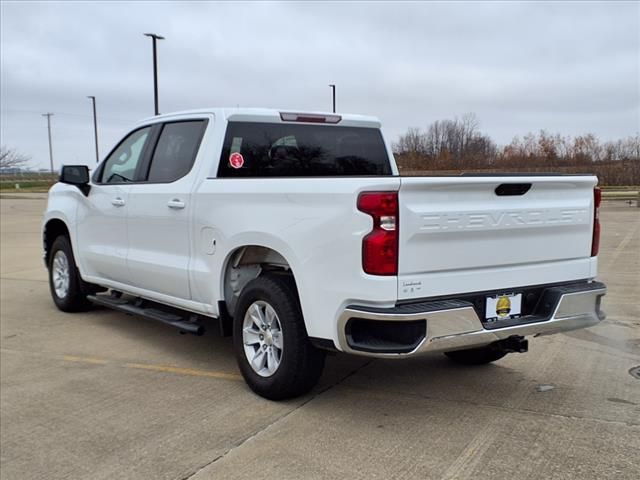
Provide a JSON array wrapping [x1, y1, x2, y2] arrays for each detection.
[[87, 96, 99, 163], [144, 33, 165, 115], [42, 113, 54, 174], [329, 84, 336, 113]]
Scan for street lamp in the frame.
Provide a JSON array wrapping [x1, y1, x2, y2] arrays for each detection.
[[329, 84, 336, 113], [144, 33, 165, 115], [87, 96, 99, 163]]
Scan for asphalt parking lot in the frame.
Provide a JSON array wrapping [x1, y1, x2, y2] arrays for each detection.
[[1, 196, 638, 480]]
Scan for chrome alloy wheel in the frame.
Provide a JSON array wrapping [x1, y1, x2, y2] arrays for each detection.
[[52, 250, 70, 299], [242, 300, 283, 377]]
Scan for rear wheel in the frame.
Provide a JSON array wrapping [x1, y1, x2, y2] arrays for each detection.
[[48, 236, 93, 312], [233, 274, 326, 400], [444, 345, 508, 365]]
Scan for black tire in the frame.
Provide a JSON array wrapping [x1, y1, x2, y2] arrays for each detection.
[[48, 235, 93, 312], [233, 274, 326, 400], [444, 345, 508, 365]]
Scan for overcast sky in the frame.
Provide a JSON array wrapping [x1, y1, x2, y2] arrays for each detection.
[[1, 1, 639, 170]]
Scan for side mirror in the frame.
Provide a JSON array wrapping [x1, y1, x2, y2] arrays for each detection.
[[60, 165, 91, 196]]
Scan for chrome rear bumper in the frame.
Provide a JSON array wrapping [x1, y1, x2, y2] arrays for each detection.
[[337, 281, 606, 358]]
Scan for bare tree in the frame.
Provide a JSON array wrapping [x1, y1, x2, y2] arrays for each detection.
[[394, 127, 427, 155], [0, 146, 30, 169], [459, 112, 479, 158]]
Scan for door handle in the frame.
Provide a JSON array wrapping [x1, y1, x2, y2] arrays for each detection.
[[167, 199, 185, 210], [111, 197, 125, 207]]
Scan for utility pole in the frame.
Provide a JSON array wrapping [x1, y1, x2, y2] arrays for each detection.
[[144, 33, 165, 115], [329, 84, 336, 113], [87, 96, 99, 163], [42, 113, 54, 174]]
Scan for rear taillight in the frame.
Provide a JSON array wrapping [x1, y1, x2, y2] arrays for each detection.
[[591, 187, 601, 257], [357, 192, 398, 275]]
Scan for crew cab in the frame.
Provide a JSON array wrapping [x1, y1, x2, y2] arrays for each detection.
[[43, 108, 606, 399]]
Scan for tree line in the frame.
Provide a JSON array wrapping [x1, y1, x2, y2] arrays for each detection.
[[393, 113, 640, 185]]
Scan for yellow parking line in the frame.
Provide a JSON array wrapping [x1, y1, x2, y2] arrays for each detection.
[[1, 348, 242, 382], [62, 355, 108, 365], [125, 363, 242, 381]]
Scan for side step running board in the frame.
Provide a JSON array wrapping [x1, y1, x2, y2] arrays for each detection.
[[87, 294, 205, 336]]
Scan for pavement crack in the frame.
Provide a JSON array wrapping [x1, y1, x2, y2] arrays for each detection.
[[177, 358, 375, 480]]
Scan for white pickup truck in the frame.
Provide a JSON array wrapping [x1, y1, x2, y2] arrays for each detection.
[[43, 108, 606, 399]]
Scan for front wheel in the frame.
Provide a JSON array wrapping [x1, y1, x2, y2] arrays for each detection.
[[48, 236, 92, 312], [444, 345, 508, 365], [233, 274, 326, 400]]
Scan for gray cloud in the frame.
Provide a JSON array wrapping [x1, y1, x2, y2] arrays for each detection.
[[1, 0, 638, 170]]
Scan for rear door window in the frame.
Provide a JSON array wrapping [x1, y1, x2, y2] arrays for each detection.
[[217, 122, 392, 177], [146, 120, 206, 183]]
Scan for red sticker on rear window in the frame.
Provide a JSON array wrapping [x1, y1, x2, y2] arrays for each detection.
[[229, 152, 244, 169]]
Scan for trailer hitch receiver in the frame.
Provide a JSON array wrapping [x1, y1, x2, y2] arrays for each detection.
[[495, 335, 528, 353]]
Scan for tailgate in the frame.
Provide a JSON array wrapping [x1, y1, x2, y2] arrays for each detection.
[[397, 176, 597, 300]]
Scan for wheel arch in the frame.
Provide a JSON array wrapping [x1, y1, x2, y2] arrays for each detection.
[[221, 244, 299, 319], [43, 218, 71, 266]]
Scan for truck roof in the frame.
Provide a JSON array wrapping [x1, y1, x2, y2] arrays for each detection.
[[138, 108, 382, 128]]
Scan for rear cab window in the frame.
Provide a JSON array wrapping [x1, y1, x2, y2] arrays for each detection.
[[217, 122, 392, 177]]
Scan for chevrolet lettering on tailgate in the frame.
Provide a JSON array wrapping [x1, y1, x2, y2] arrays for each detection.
[[421, 208, 589, 231]]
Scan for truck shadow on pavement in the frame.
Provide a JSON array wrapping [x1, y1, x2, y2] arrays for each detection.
[[84, 303, 524, 405]]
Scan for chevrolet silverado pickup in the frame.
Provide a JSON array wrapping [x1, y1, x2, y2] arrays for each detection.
[[43, 108, 606, 399]]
